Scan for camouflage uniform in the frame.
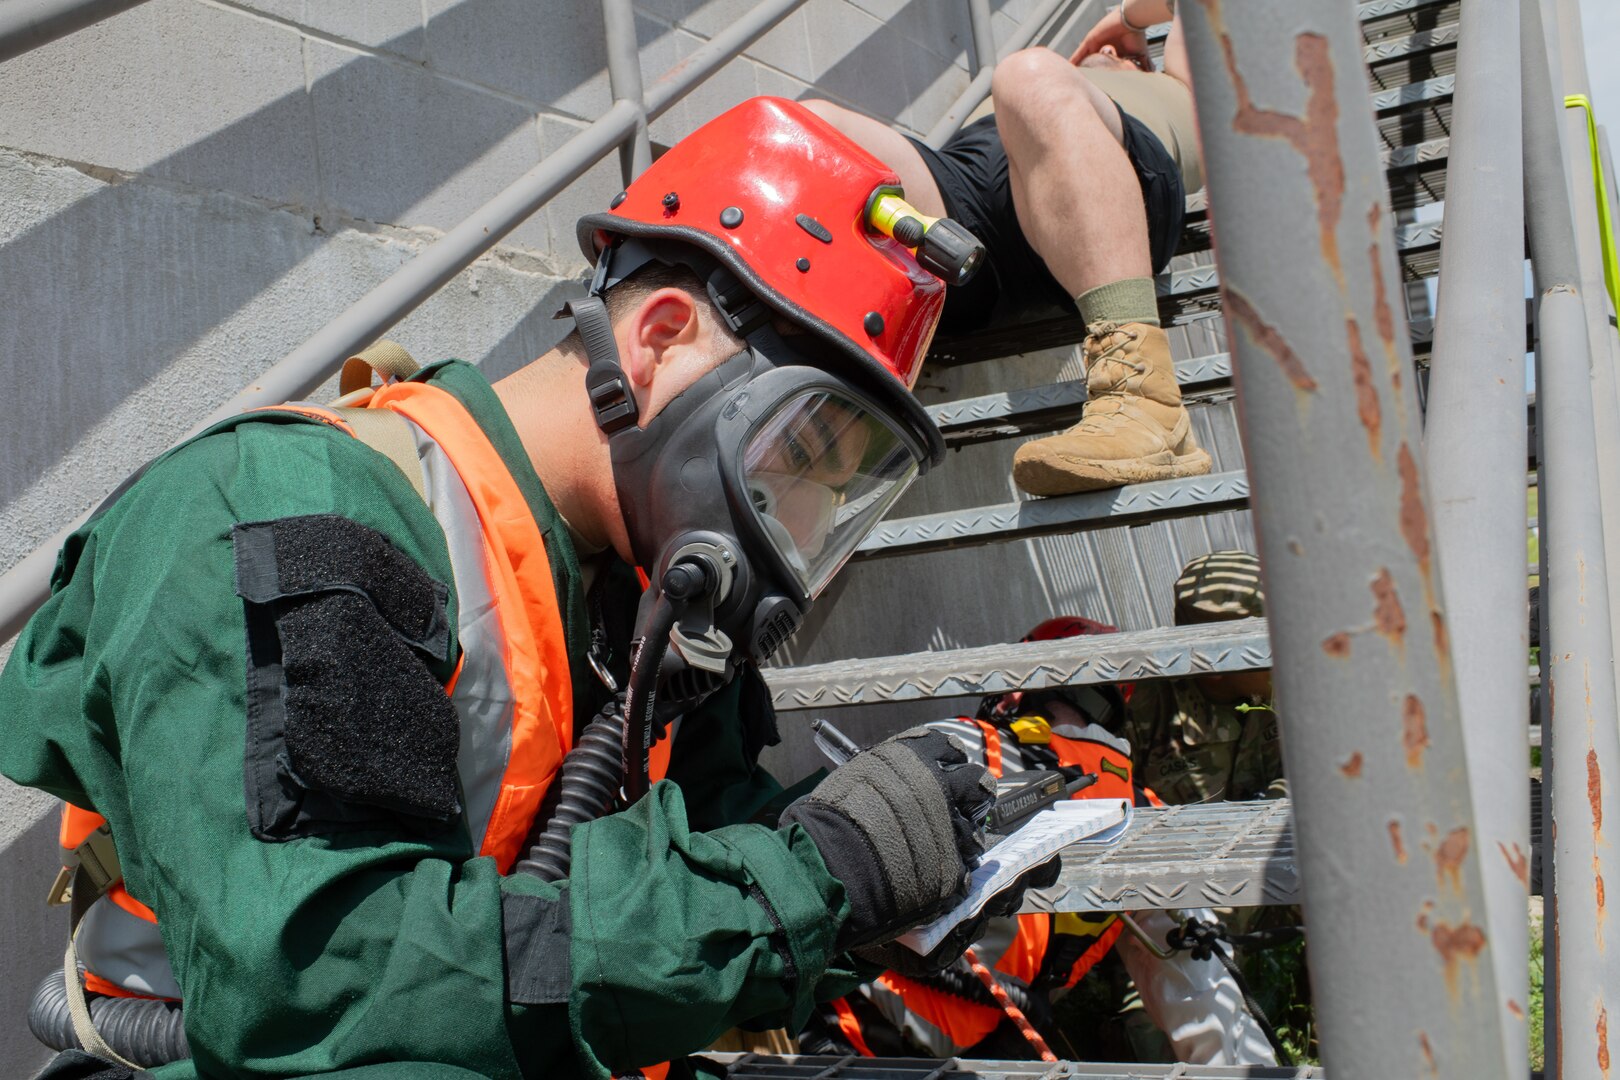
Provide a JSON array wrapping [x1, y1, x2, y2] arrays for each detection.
[[1120, 680, 1286, 805], [1122, 549, 1285, 805]]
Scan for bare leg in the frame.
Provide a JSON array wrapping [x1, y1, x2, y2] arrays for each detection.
[[991, 48, 1153, 295], [799, 100, 949, 219]]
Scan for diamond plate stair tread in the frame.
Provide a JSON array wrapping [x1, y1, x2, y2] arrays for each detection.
[[765, 618, 1270, 711], [851, 470, 1250, 560], [704, 1056, 1324, 1079], [1024, 801, 1297, 913], [930, 354, 1230, 446]]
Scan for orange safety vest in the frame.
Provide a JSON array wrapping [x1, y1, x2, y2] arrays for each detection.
[[57, 378, 676, 1001], [849, 716, 1154, 1055]]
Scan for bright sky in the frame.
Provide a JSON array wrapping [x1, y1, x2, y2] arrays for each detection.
[[1579, 0, 1620, 138]]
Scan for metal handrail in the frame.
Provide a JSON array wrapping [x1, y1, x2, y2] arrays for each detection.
[[925, 0, 1096, 148], [0, 0, 1086, 643], [0, 0, 151, 63], [0, 0, 815, 642]]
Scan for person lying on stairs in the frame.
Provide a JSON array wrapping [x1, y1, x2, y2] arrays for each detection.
[[803, 0, 1210, 497]]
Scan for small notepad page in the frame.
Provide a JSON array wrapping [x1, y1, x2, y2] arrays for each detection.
[[898, 797, 1132, 956]]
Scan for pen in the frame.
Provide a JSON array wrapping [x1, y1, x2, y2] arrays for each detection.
[[811, 718, 864, 767]]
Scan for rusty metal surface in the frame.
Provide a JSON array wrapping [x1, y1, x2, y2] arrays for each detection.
[[1418, 0, 1530, 1068], [1025, 800, 1298, 913], [1522, 0, 1620, 1073], [1179, 1, 1510, 1075]]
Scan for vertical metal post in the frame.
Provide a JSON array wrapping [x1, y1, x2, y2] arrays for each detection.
[[1178, 2, 1511, 1076], [1547, 0, 1620, 645], [603, 0, 652, 183], [967, 0, 997, 76], [1421, 0, 1528, 1068], [1523, 0, 1620, 1075]]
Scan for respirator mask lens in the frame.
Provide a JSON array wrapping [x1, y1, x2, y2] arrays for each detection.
[[740, 388, 921, 599]]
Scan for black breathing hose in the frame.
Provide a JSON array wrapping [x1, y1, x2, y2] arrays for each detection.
[[515, 694, 631, 881], [29, 968, 190, 1066], [518, 563, 700, 882]]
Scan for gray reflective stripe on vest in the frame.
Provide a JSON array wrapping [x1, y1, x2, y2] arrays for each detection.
[[402, 416, 515, 857], [925, 717, 1033, 775], [859, 915, 1022, 1056], [76, 895, 181, 999]]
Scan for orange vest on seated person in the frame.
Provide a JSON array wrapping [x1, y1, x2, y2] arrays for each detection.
[[53, 367, 677, 1002], [842, 715, 1160, 1056]]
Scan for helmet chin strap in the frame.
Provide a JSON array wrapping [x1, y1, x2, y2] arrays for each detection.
[[566, 294, 640, 436]]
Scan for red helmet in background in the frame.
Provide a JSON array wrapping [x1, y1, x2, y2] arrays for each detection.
[[979, 616, 1134, 726], [577, 96, 947, 463]]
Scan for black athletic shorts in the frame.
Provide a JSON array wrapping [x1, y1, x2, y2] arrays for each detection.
[[905, 104, 1186, 334]]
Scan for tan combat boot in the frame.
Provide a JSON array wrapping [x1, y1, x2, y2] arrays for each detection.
[[1013, 322, 1212, 496]]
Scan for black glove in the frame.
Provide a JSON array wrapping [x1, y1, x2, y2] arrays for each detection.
[[854, 856, 1063, 976], [780, 726, 996, 950]]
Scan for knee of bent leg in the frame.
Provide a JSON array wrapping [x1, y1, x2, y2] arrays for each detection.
[[990, 48, 1076, 118]]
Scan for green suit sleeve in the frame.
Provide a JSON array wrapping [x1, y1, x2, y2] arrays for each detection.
[[567, 784, 853, 1074], [0, 420, 856, 1078]]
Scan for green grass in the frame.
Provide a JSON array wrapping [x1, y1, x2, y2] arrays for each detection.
[[1530, 911, 1545, 1072]]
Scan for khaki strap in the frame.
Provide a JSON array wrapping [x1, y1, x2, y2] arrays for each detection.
[[339, 340, 420, 397], [336, 407, 428, 503], [63, 865, 141, 1069]]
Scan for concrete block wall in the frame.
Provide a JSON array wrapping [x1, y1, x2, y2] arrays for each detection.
[[0, 0, 1233, 1068], [0, 0, 1004, 1067]]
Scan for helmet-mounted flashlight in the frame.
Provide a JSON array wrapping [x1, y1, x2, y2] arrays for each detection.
[[865, 188, 986, 287]]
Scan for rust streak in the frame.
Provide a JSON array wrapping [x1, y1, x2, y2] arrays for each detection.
[[1591, 747, 1605, 838], [1434, 826, 1469, 894], [1371, 569, 1406, 644], [1340, 751, 1364, 778], [1403, 695, 1430, 769], [1601, 1006, 1611, 1079], [1431, 610, 1450, 665], [1347, 317, 1381, 454], [1218, 29, 1344, 273], [1322, 631, 1352, 658], [1500, 841, 1530, 889], [1398, 443, 1432, 570], [1508, 999, 1526, 1020], [1418, 1030, 1436, 1074], [1390, 819, 1408, 863], [1222, 287, 1320, 392], [1431, 920, 1486, 997]]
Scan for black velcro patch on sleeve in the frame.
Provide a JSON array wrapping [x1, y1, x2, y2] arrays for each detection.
[[233, 515, 461, 838], [502, 893, 573, 1004]]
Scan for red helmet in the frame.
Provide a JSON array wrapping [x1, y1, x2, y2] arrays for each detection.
[[577, 96, 948, 463], [1022, 615, 1118, 642], [979, 616, 1133, 724]]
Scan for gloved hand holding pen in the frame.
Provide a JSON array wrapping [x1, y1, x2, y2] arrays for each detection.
[[780, 726, 995, 952]]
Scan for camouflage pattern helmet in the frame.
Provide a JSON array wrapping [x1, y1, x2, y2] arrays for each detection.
[[1173, 550, 1264, 623]]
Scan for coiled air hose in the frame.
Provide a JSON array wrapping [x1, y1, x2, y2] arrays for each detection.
[[29, 968, 189, 1066], [518, 559, 708, 882]]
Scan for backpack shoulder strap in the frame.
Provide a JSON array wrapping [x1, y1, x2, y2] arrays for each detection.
[[334, 406, 427, 503], [339, 339, 420, 397]]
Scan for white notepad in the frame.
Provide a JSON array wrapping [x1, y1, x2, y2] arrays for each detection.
[[898, 798, 1132, 956]]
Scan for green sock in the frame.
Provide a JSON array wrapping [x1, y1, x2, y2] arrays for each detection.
[[1076, 278, 1161, 328]]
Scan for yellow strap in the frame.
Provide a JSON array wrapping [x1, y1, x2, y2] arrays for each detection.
[[335, 407, 428, 503], [1565, 94, 1620, 316], [339, 340, 421, 397]]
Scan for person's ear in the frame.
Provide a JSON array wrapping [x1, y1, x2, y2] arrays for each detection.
[[620, 288, 700, 390]]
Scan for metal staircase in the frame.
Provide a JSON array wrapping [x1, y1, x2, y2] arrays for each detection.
[[0, 0, 1611, 1076]]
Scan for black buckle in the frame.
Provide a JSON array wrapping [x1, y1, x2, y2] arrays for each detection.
[[586, 366, 639, 434]]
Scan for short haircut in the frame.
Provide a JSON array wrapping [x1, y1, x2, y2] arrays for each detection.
[[558, 262, 744, 364]]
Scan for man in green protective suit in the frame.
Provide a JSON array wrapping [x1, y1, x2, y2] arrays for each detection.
[[0, 98, 1039, 1080]]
